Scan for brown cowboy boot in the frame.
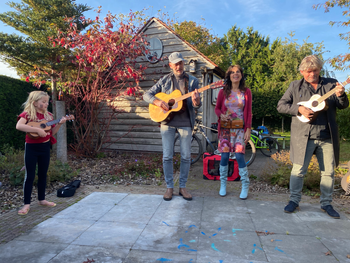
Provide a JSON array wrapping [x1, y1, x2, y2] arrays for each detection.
[[179, 188, 192, 201], [163, 188, 173, 201]]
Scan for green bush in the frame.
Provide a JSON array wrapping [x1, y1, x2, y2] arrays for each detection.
[[0, 75, 49, 150], [260, 150, 342, 192], [337, 106, 350, 140], [0, 144, 77, 186]]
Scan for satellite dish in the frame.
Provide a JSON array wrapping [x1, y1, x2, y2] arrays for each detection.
[[144, 37, 163, 63]]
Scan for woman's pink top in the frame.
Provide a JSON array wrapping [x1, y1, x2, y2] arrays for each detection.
[[215, 88, 252, 134]]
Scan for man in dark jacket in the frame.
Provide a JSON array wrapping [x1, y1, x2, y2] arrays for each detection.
[[143, 52, 201, 201], [277, 55, 349, 219]]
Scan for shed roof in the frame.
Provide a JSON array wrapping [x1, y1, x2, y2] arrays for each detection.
[[138, 17, 225, 76]]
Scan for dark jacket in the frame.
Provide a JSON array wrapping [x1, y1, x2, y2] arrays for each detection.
[[277, 77, 349, 167]]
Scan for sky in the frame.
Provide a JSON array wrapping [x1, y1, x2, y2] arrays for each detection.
[[0, 0, 349, 83]]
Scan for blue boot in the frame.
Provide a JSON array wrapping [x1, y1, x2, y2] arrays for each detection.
[[219, 165, 228, 197], [239, 167, 249, 200]]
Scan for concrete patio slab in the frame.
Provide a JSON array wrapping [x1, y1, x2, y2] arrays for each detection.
[[1, 191, 350, 263]]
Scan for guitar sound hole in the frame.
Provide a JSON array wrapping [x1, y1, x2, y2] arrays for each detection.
[[168, 99, 175, 110], [311, 101, 318, 107], [40, 124, 46, 129]]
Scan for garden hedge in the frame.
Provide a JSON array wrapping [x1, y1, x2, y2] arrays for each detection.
[[0, 75, 48, 150]]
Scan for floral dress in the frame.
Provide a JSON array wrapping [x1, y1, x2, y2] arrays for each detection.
[[218, 90, 245, 154]]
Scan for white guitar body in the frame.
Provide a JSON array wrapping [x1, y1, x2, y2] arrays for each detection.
[[296, 76, 350, 123], [297, 94, 326, 123]]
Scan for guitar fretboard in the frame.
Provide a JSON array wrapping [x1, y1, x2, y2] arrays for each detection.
[[317, 78, 350, 103], [46, 118, 61, 127], [174, 81, 224, 103]]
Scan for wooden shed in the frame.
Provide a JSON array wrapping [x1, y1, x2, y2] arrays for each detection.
[[104, 17, 225, 153]]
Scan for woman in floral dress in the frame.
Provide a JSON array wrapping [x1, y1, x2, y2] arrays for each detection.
[[215, 65, 252, 199]]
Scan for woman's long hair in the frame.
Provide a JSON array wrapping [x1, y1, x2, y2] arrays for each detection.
[[223, 65, 247, 98], [22, 91, 52, 121]]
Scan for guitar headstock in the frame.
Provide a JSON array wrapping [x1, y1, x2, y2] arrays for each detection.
[[342, 76, 350, 86], [64, 115, 75, 121], [209, 79, 226, 89]]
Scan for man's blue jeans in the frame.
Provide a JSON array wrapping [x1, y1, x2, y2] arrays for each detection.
[[161, 125, 192, 189], [290, 139, 334, 206]]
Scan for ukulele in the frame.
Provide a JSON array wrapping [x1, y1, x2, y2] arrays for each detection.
[[297, 77, 350, 123], [26, 115, 74, 139], [149, 79, 225, 123]]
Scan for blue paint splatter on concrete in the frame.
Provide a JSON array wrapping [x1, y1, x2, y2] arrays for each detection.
[[211, 243, 221, 252], [187, 249, 197, 252], [156, 258, 173, 262], [219, 260, 224, 263], [185, 225, 197, 233], [275, 247, 284, 253], [201, 232, 206, 236], [232, 228, 243, 236], [178, 238, 190, 250], [252, 244, 263, 254], [189, 240, 196, 243], [162, 221, 169, 226], [275, 246, 293, 258]]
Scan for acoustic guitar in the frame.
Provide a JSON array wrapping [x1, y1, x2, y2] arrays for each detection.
[[26, 115, 74, 139], [149, 79, 225, 123], [297, 77, 350, 123]]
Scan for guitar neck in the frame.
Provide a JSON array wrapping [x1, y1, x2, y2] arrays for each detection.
[[318, 79, 348, 103], [174, 83, 215, 103], [46, 118, 61, 127]]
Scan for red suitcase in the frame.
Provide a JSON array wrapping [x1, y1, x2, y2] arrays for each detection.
[[203, 152, 240, 181]]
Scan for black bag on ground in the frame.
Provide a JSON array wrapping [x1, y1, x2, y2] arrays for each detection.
[[57, 180, 81, 197]]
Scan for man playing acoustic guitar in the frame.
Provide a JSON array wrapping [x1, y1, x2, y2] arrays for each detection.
[[277, 55, 349, 218], [143, 52, 201, 201]]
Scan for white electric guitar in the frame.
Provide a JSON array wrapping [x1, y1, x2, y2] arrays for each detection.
[[297, 77, 350, 123]]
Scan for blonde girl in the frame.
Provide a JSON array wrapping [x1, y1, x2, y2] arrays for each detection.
[[16, 91, 67, 215]]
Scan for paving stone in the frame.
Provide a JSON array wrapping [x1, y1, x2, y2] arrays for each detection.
[[260, 234, 339, 263], [1, 190, 350, 263], [133, 224, 199, 254], [320, 237, 350, 263], [71, 221, 145, 248], [52, 202, 115, 220], [117, 193, 163, 207], [0, 240, 67, 263], [246, 200, 313, 235], [48, 244, 129, 263], [124, 250, 195, 263], [98, 204, 158, 224], [196, 226, 267, 262], [16, 218, 95, 243], [77, 192, 128, 205]]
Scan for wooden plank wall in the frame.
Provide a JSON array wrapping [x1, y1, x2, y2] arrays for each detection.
[[102, 19, 217, 153]]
